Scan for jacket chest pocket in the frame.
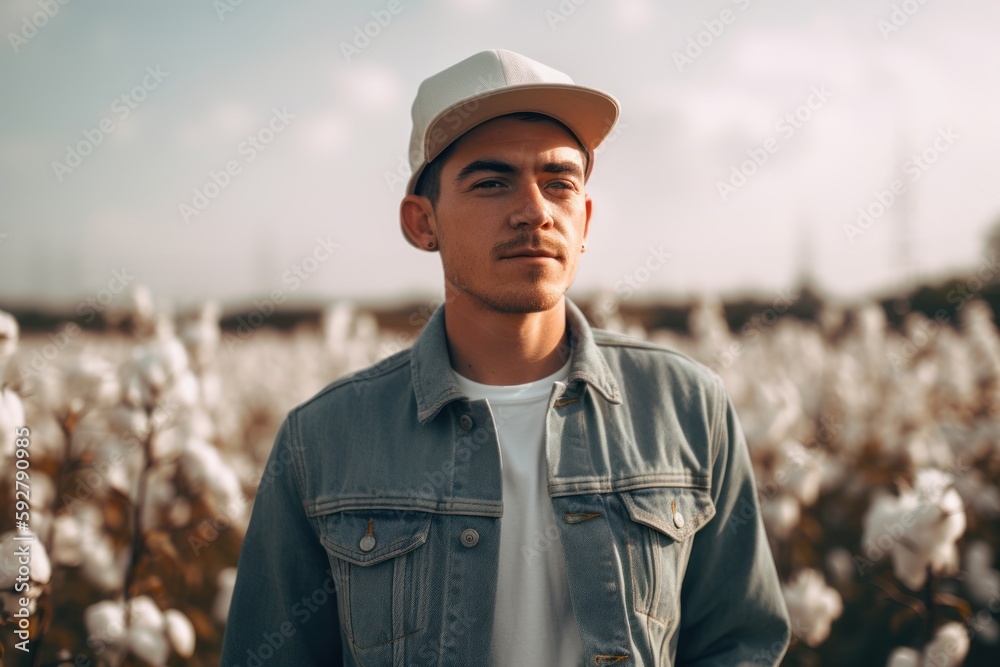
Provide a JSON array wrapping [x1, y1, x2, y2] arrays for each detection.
[[316, 508, 432, 652], [620, 486, 716, 627]]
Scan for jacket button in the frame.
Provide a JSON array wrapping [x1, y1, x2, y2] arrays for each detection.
[[673, 511, 685, 529], [459, 414, 474, 430], [359, 534, 376, 552], [460, 528, 479, 547]]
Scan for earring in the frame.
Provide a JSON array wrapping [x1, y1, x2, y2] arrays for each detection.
[[581, 244, 586, 252], [427, 240, 435, 249]]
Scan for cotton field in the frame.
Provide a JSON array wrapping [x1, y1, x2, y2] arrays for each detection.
[[1, 286, 999, 666]]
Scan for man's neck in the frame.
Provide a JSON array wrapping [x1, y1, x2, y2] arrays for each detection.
[[443, 291, 570, 386]]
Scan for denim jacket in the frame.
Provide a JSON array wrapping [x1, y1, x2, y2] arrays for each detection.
[[220, 296, 791, 667]]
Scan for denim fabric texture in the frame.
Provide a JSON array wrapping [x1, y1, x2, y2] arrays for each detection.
[[219, 296, 791, 666]]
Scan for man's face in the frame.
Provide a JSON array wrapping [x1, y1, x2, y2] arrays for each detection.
[[429, 116, 592, 314]]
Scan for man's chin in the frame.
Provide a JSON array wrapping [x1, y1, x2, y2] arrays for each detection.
[[477, 286, 565, 314]]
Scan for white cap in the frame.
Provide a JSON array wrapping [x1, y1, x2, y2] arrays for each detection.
[[402, 49, 620, 247]]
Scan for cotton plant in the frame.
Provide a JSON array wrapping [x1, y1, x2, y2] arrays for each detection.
[[782, 568, 843, 647], [84, 595, 195, 666], [861, 469, 967, 591], [0, 529, 51, 616]]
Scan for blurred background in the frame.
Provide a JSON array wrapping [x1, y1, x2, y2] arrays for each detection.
[[1, 0, 999, 665]]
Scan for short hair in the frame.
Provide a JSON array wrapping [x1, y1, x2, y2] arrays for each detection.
[[413, 112, 590, 207]]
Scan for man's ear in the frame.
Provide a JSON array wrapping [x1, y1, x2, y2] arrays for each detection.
[[582, 193, 592, 246], [400, 195, 437, 250]]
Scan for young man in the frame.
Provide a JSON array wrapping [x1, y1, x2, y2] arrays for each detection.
[[220, 49, 790, 666]]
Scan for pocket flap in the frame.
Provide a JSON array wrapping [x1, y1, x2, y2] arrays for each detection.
[[621, 486, 716, 542], [318, 509, 432, 567]]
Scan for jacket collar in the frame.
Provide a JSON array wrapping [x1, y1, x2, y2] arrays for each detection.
[[410, 296, 622, 423]]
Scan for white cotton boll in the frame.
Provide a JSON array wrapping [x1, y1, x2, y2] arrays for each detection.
[[128, 625, 169, 666], [863, 472, 967, 590], [126, 596, 168, 666], [780, 442, 824, 507], [761, 494, 800, 541], [180, 302, 221, 372], [886, 647, 920, 667], [181, 439, 244, 514], [64, 354, 122, 409], [164, 609, 196, 658], [0, 530, 51, 587], [213, 567, 238, 625], [107, 405, 151, 441], [922, 622, 969, 667], [133, 337, 191, 396], [82, 532, 126, 592], [168, 370, 201, 408], [0, 309, 19, 363], [782, 568, 843, 647], [52, 514, 85, 567], [85, 599, 127, 647], [0, 388, 25, 463]]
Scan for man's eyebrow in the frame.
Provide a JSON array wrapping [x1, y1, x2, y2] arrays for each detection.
[[453, 159, 585, 184], [541, 160, 584, 179], [454, 159, 516, 184]]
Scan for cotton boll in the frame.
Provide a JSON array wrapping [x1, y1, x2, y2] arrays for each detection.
[[886, 647, 920, 667], [168, 370, 201, 409], [81, 532, 126, 592], [107, 405, 151, 442], [164, 609, 196, 658], [779, 442, 824, 507], [181, 439, 245, 518], [761, 494, 800, 541], [212, 567, 237, 625], [782, 568, 843, 647], [0, 309, 19, 364], [132, 336, 191, 397], [85, 599, 127, 647], [126, 596, 169, 665], [0, 530, 51, 587], [51, 514, 85, 567], [180, 301, 221, 372], [128, 625, 170, 666], [922, 622, 969, 667], [862, 472, 967, 590], [64, 354, 122, 410], [0, 388, 25, 464]]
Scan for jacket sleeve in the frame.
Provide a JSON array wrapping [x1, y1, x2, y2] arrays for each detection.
[[675, 379, 791, 666], [219, 413, 345, 666]]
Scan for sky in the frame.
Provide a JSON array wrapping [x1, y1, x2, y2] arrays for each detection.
[[1, 0, 998, 311]]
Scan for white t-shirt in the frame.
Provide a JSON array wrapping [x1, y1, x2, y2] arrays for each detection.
[[452, 356, 585, 667]]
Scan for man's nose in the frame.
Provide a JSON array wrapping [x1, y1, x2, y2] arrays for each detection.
[[509, 184, 554, 230]]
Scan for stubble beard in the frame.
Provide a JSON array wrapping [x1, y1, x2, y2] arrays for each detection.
[[449, 264, 566, 314]]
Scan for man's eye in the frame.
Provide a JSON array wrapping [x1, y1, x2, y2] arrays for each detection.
[[472, 180, 504, 189]]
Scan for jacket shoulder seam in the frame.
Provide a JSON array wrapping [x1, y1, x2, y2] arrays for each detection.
[[294, 348, 413, 411]]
